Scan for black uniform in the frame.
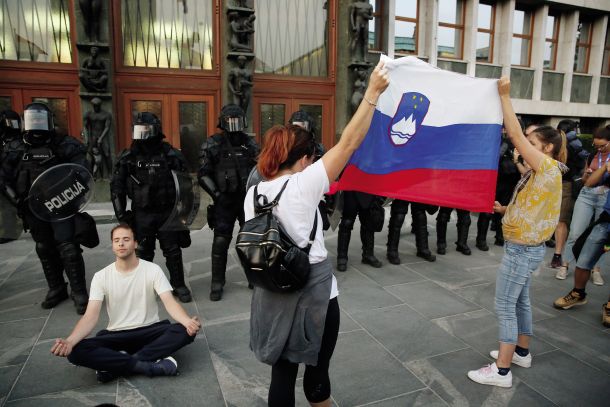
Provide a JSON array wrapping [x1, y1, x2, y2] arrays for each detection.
[[475, 137, 520, 249], [336, 191, 384, 271], [198, 125, 258, 301], [111, 131, 193, 303], [0, 122, 90, 314], [386, 199, 436, 263], [436, 207, 471, 255]]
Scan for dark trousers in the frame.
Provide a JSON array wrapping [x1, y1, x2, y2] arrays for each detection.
[[68, 320, 194, 375]]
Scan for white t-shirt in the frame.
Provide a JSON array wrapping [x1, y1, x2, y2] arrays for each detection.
[[89, 259, 173, 331], [244, 159, 338, 298]]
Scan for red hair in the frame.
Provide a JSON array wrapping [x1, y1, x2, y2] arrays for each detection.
[[257, 125, 315, 179]]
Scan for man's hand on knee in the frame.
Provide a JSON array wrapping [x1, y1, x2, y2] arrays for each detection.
[[51, 338, 74, 357], [185, 316, 201, 337]]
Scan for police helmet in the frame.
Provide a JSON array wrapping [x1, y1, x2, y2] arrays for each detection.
[[289, 110, 317, 135], [218, 104, 246, 133], [132, 112, 162, 140], [557, 119, 578, 134], [23, 102, 54, 137], [0, 110, 22, 138]]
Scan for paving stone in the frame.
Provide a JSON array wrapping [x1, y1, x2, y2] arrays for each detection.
[[117, 336, 225, 407], [8, 342, 99, 400], [338, 308, 361, 333], [357, 261, 427, 287], [351, 304, 466, 363], [331, 330, 424, 406], [406, 348, 555, 406], [204, 319, 271, 405], [0, 317, 46, 367], [334, 268, 403, 313], [513, 350, 610, 406], [6, 385, 116, 407], [0, 365, 21, 405], [403, 260, 491, 291], [386, 280, 481, 319], [359, 388, 446, 407], [533, 314, 610, 373], [433, 309, 557, 358]]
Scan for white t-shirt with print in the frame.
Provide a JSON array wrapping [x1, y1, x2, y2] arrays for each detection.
[[244, 159, 338, 298], [89, 259, 173, 331]]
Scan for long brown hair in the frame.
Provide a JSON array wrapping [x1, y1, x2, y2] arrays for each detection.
[[532, 126, 567, 163], [257, 125, 316, 179]]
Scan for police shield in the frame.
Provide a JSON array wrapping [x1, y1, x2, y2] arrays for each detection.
[[28, 164, 94, 222], [161, 170, 205, 231]]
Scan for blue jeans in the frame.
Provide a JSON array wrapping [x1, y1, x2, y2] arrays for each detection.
[[495, 242, 545, 344], [564, 186, 608, 265], [575, 223, 609, 270]]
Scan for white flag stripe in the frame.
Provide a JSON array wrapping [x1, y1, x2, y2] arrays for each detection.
[[378, 55, 503, 127]]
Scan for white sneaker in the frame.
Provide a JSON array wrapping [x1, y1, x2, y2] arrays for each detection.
[[467, 362, 512, 388], [591, 267, 604, 286], [489, 350, 532, 368], [555, 265, 568, 280]]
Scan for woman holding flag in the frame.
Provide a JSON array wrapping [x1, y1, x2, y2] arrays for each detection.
[[467, 77, 567, 388]]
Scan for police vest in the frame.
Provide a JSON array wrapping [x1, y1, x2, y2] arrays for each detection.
[[125, 151, 176, 210], [15, 145, 58, 198], [215, 137, 254, 194]]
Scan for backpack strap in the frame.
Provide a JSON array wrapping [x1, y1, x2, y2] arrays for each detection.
[[253, 179, 290, 214], [303, 211, 318, 254]]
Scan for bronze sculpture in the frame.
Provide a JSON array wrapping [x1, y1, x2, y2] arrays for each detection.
[[79, 47, 108, 92], [351, 68, 368, 113], [229, 11, 254, 52], [228, 55, 253, 114], [349, 0, 374, 62], [83, 97, 112, 179], [79, 0, 102, 43]]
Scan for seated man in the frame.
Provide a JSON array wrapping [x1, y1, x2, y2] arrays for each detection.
[[50, 223, 201, 382]]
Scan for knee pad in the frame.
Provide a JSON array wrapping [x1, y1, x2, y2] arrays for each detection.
[[35, 241, 56, 257], [339, 218, 355, 232], [437, 208, 451, 223], [57, 241, 82, 260]]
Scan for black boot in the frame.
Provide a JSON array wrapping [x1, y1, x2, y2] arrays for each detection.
[[165, 247, 192, 303], [455, 211, 472, 255], [413, 210, 435, 262], [58, 242, 88, 315], [336, 220, 353, 272], [36, 242, 69, 309], [436, 208, 451, 255], [361, 227, 382, 268], [476, 214, 490, 251], [386, 213, 405, 265], [494, 214, 504, 246], [210, 234, 231, 301]]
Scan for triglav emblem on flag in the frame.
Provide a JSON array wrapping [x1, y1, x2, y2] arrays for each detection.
[[389, 92, 430, 146]]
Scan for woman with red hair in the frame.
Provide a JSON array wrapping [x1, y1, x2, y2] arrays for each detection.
[[245, 61, 389, 406]]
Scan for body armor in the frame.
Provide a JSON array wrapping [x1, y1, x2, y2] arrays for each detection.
[[124, 148, 175, 211], [214, 134, 254, 193]]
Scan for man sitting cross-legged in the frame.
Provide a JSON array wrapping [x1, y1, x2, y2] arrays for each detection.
[[50, 223, 201, 382]]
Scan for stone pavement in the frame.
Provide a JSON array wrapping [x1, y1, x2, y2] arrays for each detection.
[[0, 211, 609, 406]]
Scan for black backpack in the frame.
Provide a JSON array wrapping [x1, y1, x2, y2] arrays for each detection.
[[235, 179, 317, 293]]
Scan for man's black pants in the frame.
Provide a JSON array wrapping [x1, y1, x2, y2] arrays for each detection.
[[68, 320, 194, 375]]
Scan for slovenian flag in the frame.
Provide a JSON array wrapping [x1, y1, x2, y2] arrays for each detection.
[[335, 55, 503, 213]]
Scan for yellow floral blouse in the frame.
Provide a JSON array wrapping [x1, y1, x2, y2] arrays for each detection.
[[502, 156, 563, 245]]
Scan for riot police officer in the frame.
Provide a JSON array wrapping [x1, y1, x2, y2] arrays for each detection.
[[0, 103, 90, 314], [0, 110, 23, 243], [436, 207, 471, 255], [386, 199, 436, 264], [198, 104, 258, 301], [111, 112, 192, 303], [337, 191, 385, 271]]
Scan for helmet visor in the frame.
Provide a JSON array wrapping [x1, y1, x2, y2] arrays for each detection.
[[24, 110, 50, 131], [133, 124, 156, 140], [224, 117, 244, 132], [3, 118, 20, 130], [291, 120, 311, 131]]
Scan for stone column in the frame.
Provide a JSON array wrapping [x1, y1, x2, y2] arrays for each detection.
[[531, 5, 549, 101], [420, 0, 438, 65], [464, 0, 479, 77], [589, 15, 609, 104], [556, 10, 579, 102], [495, 0, 515, 77]]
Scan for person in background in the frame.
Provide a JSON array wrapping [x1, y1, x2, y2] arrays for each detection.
[[467, 77, 567, 388], [557, 125, 610, 283]]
